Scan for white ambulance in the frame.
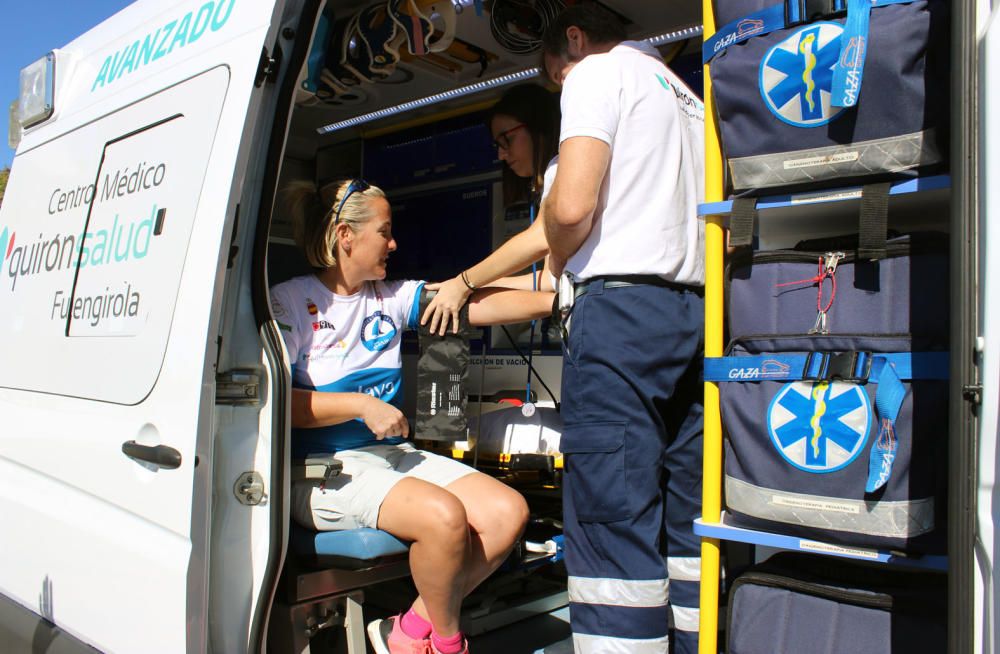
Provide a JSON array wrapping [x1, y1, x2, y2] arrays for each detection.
[[0, 0, 994, 653]]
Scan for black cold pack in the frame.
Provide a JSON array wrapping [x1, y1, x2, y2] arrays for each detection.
[[415, 289, 472, 441]]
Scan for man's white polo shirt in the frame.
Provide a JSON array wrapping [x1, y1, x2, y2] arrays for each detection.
[[559, 40, 705, 286]]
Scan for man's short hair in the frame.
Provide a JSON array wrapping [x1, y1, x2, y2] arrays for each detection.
[[541, 3, 627, 57]]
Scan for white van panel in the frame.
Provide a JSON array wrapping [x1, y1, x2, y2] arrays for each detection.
[[978, 6, 1000, 653], [17, 0, 266, 154], [0, 0, 285, 650], [0, 68, 228, 403]]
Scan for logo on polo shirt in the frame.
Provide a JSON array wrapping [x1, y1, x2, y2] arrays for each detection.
[[361, 311, 397, 352], [760, 23, 845, 128], [767, 381, 871, 473], [302, 339, 348, 361], [312, 320, 335, 332], [272, 297, 287, 318]]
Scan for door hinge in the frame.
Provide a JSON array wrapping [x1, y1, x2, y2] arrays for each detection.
[[255, 45, 282, 87], [962, 383, 983, 405], [234, 471, 268, 506], [217, 369, 262, 405]]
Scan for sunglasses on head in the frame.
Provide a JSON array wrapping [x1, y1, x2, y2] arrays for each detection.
[[493, 123, 526, 151], [333, 178, 371, 224]]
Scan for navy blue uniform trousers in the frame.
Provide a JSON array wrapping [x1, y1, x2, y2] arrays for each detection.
[[561, 280, 704, 654]]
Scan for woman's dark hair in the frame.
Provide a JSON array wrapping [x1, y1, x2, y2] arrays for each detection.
[[489, 84, 561, 206], [541, 3, 627, 58]]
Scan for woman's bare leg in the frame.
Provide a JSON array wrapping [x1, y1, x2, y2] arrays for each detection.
[[409, 473, 529, 624], [448, 472, 530, 590], [377, 477, 471, 636]]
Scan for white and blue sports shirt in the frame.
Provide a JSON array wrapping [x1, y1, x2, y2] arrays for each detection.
[[270, 275, 424, 457]]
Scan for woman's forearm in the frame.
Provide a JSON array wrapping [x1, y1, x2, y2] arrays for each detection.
[[463, 218, 549, 288], [467, 288, 554, 325], [290, 389, 369, 429], [291, 389, 409, 439], [491, 259, 555, 292]]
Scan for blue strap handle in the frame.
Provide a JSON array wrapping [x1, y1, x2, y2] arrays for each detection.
[[865, 360, 905, 491], [703, 351, 948, 382], [830, 0, 872, 107], [703, 4, 786, 64], [703, 0, 915, 65]]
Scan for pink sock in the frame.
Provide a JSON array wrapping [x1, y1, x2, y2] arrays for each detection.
[[431, 630, 465, 654], [399, 608, 432, 639]]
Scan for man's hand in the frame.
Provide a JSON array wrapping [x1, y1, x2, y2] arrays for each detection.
[[420, 276, 472, 335], [360, 396, 409, 439]]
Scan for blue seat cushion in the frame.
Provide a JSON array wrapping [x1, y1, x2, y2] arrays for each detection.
[[291, 523, 409, 567]]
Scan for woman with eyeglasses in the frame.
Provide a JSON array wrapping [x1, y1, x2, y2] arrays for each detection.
[[421, 83, 561, 335], [270, 178, 553, 654]]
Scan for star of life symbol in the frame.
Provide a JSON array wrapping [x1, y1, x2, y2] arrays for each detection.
[[767, 381, 871, 473], [759, 22, 846, 127]]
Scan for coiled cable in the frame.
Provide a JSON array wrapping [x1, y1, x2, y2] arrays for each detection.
[[489, 0, 565, 55]]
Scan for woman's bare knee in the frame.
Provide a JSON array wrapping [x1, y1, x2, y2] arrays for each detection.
[[496, 490, 529, 542], [378, 478, 467, 544], [475, 486, 529, 545], [421, 491, 469, 547], [512, 493, 530, 532]]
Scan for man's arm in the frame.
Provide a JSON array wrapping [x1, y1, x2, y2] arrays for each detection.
[[542, 136, 611, 276]]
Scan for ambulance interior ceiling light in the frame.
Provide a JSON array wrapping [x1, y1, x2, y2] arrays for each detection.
[[316, 25, 703, 135], [18, 52, 55, 129]]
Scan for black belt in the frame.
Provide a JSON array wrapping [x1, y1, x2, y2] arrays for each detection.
[[573, 275, 704, 299]]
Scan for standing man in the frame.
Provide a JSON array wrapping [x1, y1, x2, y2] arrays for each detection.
[[541, 4, 705, 653]]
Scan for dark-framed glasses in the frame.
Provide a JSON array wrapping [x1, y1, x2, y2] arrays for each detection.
[[493, 123, 526, 151], [333, 178, 371, 224]]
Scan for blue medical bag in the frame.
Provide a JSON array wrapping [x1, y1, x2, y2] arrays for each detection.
[[727, 552, 946, 654], [704, 0, 949, 194], [705, 233, 949, 551]]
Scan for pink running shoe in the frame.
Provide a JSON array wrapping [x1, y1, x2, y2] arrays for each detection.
[[430, 639, 469, 654], [367, 615, 432, 654]]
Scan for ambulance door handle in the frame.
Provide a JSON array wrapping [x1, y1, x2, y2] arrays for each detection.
[[121, 440, 182, 469]]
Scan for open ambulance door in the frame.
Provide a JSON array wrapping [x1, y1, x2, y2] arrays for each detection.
[[974, 0, 999, 652], [0, 1, 291, 652]]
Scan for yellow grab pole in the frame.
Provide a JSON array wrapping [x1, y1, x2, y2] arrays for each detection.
[[699, 0, 725, 652]]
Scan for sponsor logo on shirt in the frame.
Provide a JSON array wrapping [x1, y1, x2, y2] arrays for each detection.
[[359, 380, 396, 399], [301, 340, 348, 361], [655, 73, 704, 120], [361, 311, 397, 352], [312, 319, 335, 332]]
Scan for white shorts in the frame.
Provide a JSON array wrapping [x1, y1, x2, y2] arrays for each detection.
[[291, 442, 477, 531]]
